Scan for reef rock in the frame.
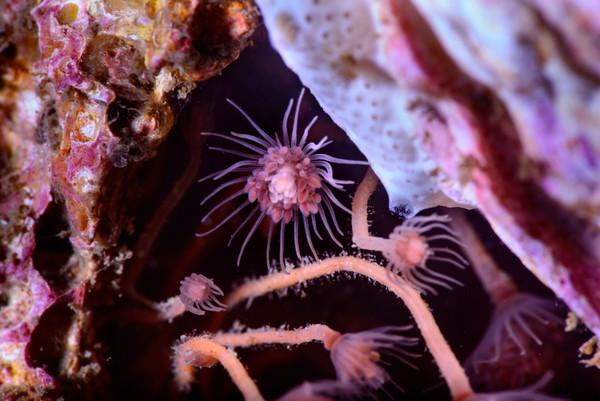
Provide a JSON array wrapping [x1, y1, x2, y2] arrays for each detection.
[[32, 0, 258, 248], [0, 0, 258, 397]]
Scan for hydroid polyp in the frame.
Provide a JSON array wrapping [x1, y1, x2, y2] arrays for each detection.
[[196, 88, 369, 269]]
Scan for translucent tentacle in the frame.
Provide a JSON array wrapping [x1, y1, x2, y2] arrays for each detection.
[[230, 131, 273, 151], [317, 203, 343, 248], [279, 218, 286, 271], [290, 88, 305, 148], [202, 131, 266, 154], [208, 146, 261, 160], [311, 213, 322, 240], [196, 199, 250, 237], [226, 98, 278, 147], [303, 214, 319, 261], [228, 204, 260, 246], [320, 185, 353, 216], [201, 189, 246, 223], [311, 153, 370, 165], [201, 177, 248, 206], [293, 213, 301, 261], [282, 97, 293, 147], [237, 211, 267, 266], [322, 196, 344, 237], [266, 221, 274, 270], [298, 116, 318, 149]]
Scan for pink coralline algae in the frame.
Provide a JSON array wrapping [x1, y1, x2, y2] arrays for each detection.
[[1, 0, 257, 398], [31, 0, 258, 248], [1, 1, 57, 396], [255, 0, 600, 340]]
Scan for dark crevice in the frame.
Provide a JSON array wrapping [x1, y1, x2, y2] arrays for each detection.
[[27, 301, 75, 378], [32, 198, 73, 292]]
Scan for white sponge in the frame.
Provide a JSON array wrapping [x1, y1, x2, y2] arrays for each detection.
[[256, 0, 463, 215]]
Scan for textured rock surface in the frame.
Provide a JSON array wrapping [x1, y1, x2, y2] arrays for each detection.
[[0, 0, 258, 398], [32, 0, 258, 249], [1, 1, 57, 397], [255, 0, 600, 337]]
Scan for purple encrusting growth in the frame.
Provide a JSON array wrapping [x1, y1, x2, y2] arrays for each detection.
[[197, 88, 368, 269]]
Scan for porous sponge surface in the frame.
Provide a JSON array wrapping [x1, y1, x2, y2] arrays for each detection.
[[257, 0, 459, 215]]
